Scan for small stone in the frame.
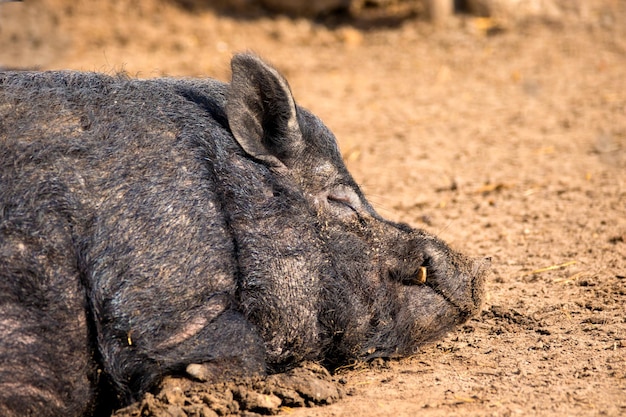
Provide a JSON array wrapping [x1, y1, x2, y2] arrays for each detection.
[[186, 363, 210, 382], [234, 388, 282, 413], [158, 384, 185, 407], [165, 405, 187, 417]]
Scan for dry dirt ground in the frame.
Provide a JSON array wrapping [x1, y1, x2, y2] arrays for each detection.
[[1, 1, 625, 416]]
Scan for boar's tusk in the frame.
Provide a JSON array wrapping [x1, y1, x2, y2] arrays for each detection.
[[417, 266, 427, 284]]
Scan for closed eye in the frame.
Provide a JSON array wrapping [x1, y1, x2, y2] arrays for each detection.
[[327, 194, 356, 211], [326, 187, 367, 226]]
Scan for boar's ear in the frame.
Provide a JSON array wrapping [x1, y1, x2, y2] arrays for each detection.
[[226, 53, 304, 168]]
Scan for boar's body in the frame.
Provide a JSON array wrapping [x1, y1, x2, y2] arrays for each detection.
[[0, 55, 485, 416]]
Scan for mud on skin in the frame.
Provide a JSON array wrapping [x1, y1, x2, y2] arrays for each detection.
[[0, 53, 487, 416]]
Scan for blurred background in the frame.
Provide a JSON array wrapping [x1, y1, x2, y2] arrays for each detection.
[[1, 0, 620, 76]]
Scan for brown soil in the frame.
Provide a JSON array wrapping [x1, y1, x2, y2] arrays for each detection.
[[1, 1, 625, 416]]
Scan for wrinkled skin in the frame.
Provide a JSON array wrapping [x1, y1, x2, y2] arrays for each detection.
[[0, 54, 486, 417]]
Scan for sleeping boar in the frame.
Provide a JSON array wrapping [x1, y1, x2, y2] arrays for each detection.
[[0, 53, 487, 416]]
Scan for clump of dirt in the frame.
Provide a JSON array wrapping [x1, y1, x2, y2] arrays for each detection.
[[114, 363, 344, 417]]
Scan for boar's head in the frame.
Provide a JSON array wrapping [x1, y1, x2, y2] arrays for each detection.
[[225, 54, 487, 368]]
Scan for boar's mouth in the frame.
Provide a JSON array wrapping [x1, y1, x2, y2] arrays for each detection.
[[348, 257, 488, 363]]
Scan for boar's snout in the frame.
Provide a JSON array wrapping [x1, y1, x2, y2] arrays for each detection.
[[382, 231, 488, 346], [423, 250, 487, 318], [409, 236, 486, 314]]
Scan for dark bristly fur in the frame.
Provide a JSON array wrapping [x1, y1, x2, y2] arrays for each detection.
[[0, 53, 487, 416]]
